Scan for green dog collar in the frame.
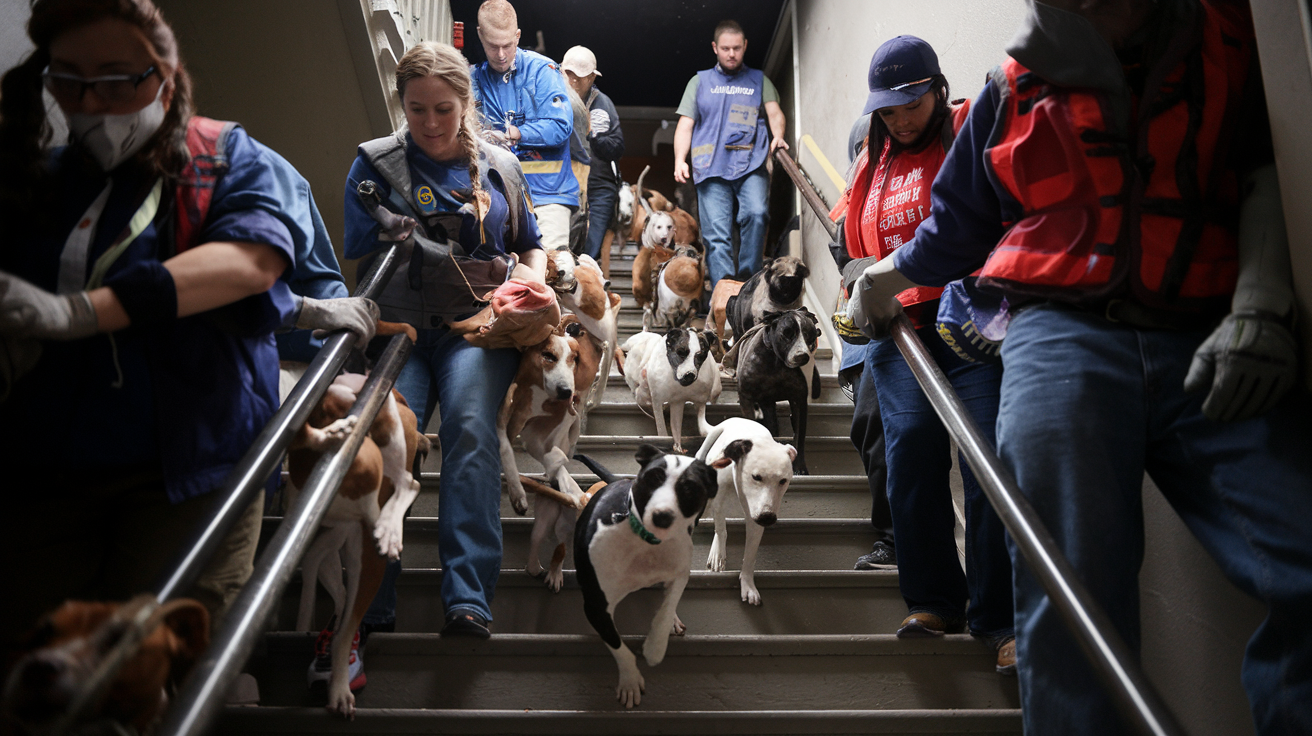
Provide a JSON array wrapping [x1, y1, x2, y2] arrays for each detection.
[[628, 495, 661, 545]]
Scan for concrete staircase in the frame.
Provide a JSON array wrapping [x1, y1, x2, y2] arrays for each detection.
[[216, 246, 1021, 735]]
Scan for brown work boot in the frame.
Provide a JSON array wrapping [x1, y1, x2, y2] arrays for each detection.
[[995, 636, 1017, 676], [896, 612, 963, 638]]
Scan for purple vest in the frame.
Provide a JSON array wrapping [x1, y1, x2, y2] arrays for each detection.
[[690, 66, 768, 183]]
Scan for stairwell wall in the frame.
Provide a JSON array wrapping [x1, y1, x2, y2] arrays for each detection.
[[782, 2, 1265, 735]]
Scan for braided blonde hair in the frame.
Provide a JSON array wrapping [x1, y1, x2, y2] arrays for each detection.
[[395, 42, 487, 229]]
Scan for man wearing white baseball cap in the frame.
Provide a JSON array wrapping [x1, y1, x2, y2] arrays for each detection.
[[561, 45, 625, 261]]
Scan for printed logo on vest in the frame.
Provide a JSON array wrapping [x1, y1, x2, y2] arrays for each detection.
[[415, 185, 437, 214]]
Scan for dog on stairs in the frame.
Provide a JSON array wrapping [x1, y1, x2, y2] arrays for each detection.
[[727, 309, 821, 475], [646, 245, 706, 330], [620, 327, 722, 453], [697, 417, 796, 605], [573, 447, 726, 708]]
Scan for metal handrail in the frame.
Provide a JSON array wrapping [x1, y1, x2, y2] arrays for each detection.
[[774, 147, 1185, 736], [158, 331, 413, 736], [43, 244, 403, 736]]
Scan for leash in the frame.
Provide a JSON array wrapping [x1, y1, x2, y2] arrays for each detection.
[[627, 493, 661, 545]]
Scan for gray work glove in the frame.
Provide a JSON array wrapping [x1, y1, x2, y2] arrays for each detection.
[[0, 271, 98, 340], [853, 258, 912, 340], [296, 296, 380, 343], [1184, 312, 1297, 422]]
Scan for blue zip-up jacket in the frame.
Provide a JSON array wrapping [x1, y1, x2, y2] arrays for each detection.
[[0, 126, 298, 503], [471, 48, 579, 208]]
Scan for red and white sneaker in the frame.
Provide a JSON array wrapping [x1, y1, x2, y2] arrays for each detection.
[[306, 620, 366, 692]]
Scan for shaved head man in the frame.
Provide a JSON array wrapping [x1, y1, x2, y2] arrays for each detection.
[[477, 0, 519, 74]]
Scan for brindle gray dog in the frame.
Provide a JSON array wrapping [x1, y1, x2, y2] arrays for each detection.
[[725, 256, 810, 340]]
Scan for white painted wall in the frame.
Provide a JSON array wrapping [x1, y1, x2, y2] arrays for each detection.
[[788, 3, 1264, 735]]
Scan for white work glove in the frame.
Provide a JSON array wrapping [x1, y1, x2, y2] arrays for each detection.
[[853, 257, 913, 339], [0, 271, 98, 340], [1184, 312, 1297, 422], [1185, 164, 1299, 423], [296, 296, 380, 343]]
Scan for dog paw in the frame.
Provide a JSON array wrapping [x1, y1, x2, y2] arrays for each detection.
[[643, 636, 669, 666], [616, 671, 645, 709], [706, 538, 727, 572], [740, 577, 762, 606], [545, 568, 564, 593], [326, 687, 356, 720], [671, 614, 686, 636], [510, 490, 528, 516], [374, 518, 403, 560]]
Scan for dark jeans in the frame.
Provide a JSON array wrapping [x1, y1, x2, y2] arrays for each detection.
[[583, 182, 618, 260], [869, 326, 1013, 637], [849, 363, 893, 544]]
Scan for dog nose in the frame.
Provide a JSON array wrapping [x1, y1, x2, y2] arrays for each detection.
[[650, 510, 675, 529], [678, 373, 696, 386], [556, 387, 573, 402], [755, 512, 778, 527]]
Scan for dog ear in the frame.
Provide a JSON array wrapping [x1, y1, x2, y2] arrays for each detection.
[[565, 322, 584, 338], [665, 329, 682, 350], [710, 457, 733, 469], [160, 599, 210, 675], [796, 261, 810, 279], [701, 329, 719, 350], [762, 256, 776, 273], [634, 443, 664, 468], [783, 444, 798, 462], [761, 310, 782, 323], [723, 439, 753, 462], [691, 460, 720, 498]]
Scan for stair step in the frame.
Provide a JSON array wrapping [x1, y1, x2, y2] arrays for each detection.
[[240, 633, 1020, 712], [585, 401, 856, 436], [604, 373, 848, 404], [218, 707, 1022, 735], [277, 570, 905, 636], [420, 435, 864, 475], [408, 474, 872, 519]]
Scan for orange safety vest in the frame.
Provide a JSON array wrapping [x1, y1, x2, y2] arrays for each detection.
[[172, 116, 239, 255], [978, 1, 1252, 313]]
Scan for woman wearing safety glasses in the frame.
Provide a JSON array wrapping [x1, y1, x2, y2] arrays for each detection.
[[0, 0, 368, 650], [830, 35, 1015, 673]]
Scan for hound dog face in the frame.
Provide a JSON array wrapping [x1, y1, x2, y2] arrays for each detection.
[[762, 256, 810, 307], [629, 444, 720, 541], [720, 437, 796, 527], [3, 600, 209, 732], [762, 309, 820, 369], [664, 327, 715, 387], [643, 211, 676, 249], [546, 249, 579, 295], [532, 331, 580, 404]]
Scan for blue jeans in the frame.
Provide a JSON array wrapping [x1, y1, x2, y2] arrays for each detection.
[[869, 325, 1013, 638], [696, 166, 769, 290], [363, 326, 519, 625], [849, 360, 893, 544], [998, 304, 1312, 735], [584, 182, 618, 260]]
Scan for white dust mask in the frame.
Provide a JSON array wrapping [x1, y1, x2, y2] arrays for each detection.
[[67, 82, 167, 172]]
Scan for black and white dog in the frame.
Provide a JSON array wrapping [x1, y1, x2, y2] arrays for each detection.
[[733, 308, 820, 475], [725, 255, 809, 340], [573, 447, 725, 708], [621, 327, 722, 453]]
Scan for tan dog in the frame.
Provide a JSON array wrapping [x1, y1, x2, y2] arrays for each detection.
[[632, 211, 677, 311], [646, 246, 707, 330], [709, 279, 745, 345], [286, 329, 429, 719], [497, 319, 587, 520], [545, 251, 621, 411], [2, 598, 208, 735]]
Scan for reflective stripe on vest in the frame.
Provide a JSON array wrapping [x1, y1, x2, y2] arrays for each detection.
[[979, 2, 1251, 311]]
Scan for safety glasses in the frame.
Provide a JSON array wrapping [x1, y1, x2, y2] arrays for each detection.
[[41, 65, 157, 105]]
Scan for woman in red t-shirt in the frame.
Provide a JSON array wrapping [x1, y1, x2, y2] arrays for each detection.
[[834, 36, 1014, 673]]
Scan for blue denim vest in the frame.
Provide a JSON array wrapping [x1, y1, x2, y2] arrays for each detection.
[[690, 66, 769, 184]]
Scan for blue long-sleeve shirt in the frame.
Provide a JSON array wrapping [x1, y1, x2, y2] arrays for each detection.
[[471, 49, 579, 207]]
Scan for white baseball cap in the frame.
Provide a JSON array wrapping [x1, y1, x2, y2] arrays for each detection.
[[560, 45, 602, 77]]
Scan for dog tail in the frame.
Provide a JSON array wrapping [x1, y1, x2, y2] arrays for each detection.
[[573, 453, 618, 484], [697, 412, 717, 442]]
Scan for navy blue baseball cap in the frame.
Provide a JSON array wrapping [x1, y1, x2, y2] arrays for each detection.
[[863, 35, 941, 115]]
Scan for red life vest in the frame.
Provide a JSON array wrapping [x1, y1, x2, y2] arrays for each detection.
[[173, 116, 239, 254], [978, 1, 1252, 313], [837, 102, 970, 320]]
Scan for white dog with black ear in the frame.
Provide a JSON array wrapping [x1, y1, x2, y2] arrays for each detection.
[[697, 417, 796, 606], [621, 327, 722, 453]]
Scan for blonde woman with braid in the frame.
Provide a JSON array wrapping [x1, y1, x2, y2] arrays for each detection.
[[335, 42, 544, 679]]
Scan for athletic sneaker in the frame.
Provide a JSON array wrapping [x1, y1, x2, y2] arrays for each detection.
[[854, 540, 897, 570], [307, 619, 366, 692]]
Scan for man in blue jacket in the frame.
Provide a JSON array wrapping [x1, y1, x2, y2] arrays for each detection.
[[673, 19, 788, 290], [470, 0, 578, 251]]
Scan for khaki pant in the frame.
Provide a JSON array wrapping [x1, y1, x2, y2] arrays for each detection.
[[2, 471, 264, 654], [533, 203, 573, 251]]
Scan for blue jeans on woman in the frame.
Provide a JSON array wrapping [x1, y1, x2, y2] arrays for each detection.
[[868, 324, 1013, 639], [997, 303, 1312, 735], [696, 165, 769, 290], [362, 326, 519, 626]]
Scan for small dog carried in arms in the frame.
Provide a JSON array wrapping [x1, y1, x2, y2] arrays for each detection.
[[573, 447, 727, 708]]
